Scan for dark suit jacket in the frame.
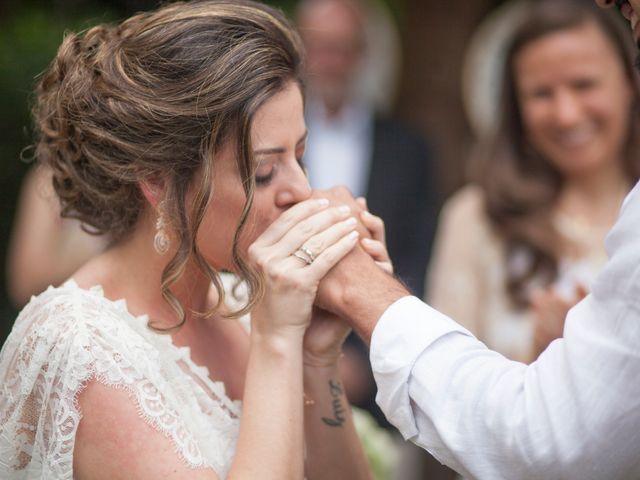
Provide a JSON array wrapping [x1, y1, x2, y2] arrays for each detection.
[[343, 115, 439, 430], [365, 115, 439, 296], [304, 107, 440, 427]]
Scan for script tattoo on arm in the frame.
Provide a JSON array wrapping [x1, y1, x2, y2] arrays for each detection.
[[321, 379, 346, 427]]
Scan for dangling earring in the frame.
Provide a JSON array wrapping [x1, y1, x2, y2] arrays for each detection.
[[154, 200, 170, 255]]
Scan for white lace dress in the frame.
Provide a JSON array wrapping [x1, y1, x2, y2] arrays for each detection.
[[0, 280, 241, 479]]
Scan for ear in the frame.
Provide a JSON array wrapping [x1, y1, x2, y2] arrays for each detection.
[[139, 178, 166, 210]]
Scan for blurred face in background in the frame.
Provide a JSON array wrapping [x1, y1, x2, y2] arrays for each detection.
[[297, 0, 365, 111], [514, 21, 633, 179]]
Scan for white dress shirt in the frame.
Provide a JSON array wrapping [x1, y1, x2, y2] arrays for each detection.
[[370, 181, 640, 479]]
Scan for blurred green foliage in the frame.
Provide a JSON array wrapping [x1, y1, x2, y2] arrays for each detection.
[[0, 3, 122, 341]]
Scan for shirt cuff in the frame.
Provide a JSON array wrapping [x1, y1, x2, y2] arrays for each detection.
[[369, 296, 472, 439]]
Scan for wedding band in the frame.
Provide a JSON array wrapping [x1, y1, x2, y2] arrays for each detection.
[[292, 249, 314, 265], [299, 245, 316, 262]]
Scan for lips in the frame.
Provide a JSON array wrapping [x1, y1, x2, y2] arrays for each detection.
[[554, 126, 597, 149]]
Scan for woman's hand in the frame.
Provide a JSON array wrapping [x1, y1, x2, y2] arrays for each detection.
[[248, 197, 360, 342], [530, 283, 588, 360], [303, 196, 393, 367], [303, 307, 352, 367]]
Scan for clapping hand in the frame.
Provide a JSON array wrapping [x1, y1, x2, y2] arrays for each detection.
[[530, 283, 588, 360]]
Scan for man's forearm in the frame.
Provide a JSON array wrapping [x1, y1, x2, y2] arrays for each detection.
[[320, 248, 410, 344], [340, 277, 408, 344]]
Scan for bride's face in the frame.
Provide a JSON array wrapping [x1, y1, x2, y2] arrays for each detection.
[[196, 81, 311, 271]]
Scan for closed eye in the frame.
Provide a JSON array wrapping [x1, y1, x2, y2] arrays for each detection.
[[255, 160, 276, 186], [256, 169, 275, 185], [572, 78, 597, 91], [528, 87, 553, 99]]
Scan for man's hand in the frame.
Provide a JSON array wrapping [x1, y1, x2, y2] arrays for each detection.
[[310, 187, 370, 238], [310, 187, 409, 343]]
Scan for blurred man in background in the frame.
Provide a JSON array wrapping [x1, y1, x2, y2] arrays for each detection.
[[296, 1, 448, 478]]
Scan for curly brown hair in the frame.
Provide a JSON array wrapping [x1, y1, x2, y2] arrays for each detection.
[[471, 0, 640, 307], [33, 0, 305, 327]]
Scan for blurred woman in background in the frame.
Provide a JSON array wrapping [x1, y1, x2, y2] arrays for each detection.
[[427, 0, 640, 362]]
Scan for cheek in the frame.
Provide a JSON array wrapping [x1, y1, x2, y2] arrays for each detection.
[[586, 88, 632, 140], [595, 71, 633, 117], [236, 197, 282, 251], [196, 207, 237, 266], [609, 85, 634, 128], [520, 102, 549, 139], [195, 188, 248, 268]]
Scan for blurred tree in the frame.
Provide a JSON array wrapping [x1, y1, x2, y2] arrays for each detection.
[[0, 1, 158, 341], [394, 0, 505, 201], [0, 3, 121, 341]]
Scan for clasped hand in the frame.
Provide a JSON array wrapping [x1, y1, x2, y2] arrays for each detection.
[[248, 186, 392, 364]]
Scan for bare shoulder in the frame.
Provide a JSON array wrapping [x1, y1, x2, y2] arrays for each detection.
[[74, 381, 219, 480]]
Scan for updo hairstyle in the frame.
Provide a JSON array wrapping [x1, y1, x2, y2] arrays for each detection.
[[33, 0, 305, 326]]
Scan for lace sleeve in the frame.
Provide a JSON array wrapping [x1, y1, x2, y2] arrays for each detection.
[[0, 285, 226, 479]]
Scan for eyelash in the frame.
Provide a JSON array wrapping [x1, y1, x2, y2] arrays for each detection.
[[254, 156, 305, 187], [255, 169, 275, 186]]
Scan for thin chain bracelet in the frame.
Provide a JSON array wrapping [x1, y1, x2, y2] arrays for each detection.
[[303, 392, 316, 406]]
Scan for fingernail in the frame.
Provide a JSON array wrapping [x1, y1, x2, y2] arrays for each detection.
[[361, 211, 373, 219], [362, 237, 373, 244], [344, 217, 357, 226], [338, 205, 351, 214], [317, 198, 330, 207], [347, 230, 359, 240]]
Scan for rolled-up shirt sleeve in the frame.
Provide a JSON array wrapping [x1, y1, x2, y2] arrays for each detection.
[[370, 183, 640, 480], [370, 297, 474, 439]]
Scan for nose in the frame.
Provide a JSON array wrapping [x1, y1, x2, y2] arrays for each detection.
[[275, 162, 312, 209], [551, 90, 582, 128]]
